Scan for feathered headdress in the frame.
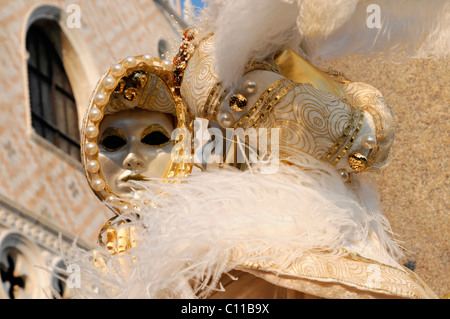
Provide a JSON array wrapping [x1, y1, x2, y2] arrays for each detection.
[[195, 0, 449, 89]]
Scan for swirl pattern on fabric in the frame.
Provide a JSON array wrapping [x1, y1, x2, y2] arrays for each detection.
[[181, 35, 219, 118], [236, 250, 437, 299], [259, 82, 354, 161]]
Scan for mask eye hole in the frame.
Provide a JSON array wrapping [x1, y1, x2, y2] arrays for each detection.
[[141, 131, 170, 147], [99, 128, 127, 151]]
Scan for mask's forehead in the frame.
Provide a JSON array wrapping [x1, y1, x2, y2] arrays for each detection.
[[105, 71, 176, 117]]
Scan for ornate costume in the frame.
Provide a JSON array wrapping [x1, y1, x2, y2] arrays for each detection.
[[70, 0, 449, 298]]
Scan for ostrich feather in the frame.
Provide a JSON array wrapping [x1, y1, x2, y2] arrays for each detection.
[[193, 0, 449, 89], [66, 159, 402, 298]]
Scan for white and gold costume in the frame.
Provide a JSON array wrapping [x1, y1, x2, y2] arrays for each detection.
[[70, 0, 449, 299]]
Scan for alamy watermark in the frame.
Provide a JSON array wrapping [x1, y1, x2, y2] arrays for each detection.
[[66, 263, 81, 289], [66, 4, 81, 29], [366, 4, 381, 29], [171, 119, 280, 174], [64, 3, 382, 30]]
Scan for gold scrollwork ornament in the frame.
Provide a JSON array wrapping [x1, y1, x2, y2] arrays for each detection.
[[229, 93, 248, 112], [348, 152, 368, 172]]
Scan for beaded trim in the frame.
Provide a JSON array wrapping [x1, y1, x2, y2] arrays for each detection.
[[232, 79, 288, 129], [324, 107, 365, 166], [172, 28, 197, 96], [249, 81, 297, 129], [204, 82, 228, 121]]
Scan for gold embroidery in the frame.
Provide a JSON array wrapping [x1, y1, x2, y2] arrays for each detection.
[[233, 79, 288, 129], [249, 82, 298, 129], [332, 77, 395, 171], [325, 108, 364, 166], [266, 83, 354, 162], [203, 82, 227, 121]]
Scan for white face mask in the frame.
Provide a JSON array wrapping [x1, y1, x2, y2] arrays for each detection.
[[97, 109, 175, 199]]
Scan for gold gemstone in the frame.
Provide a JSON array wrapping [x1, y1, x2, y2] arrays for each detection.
[[348, 153, 368, 171], [229, 93, 247, 112], [124, 87, 139, 101], [131, 71, 147, 88], [114, 79, 126, 93]]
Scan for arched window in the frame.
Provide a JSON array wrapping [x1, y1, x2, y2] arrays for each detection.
[[26, 20, 80, 161], [0, 231, 47, 299]]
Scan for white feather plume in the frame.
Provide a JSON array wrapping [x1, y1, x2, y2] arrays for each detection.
[[194, 0, 449, 88], [301, 0, 450, 62], [197, 0, 301, 90], [66, 159, 402, 298]]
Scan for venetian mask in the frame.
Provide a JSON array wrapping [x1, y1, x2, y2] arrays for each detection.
[[97, 109, 175, 200], [81, 55, 192, 215]]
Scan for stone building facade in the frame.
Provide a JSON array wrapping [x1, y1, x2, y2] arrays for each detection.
[[0, 0, 185, 298]]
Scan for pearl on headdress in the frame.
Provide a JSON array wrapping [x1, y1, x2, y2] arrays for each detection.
[[102, 76, 117, 90], [86, 160, 100, 174], [244, 80, 257, 94], [162, 59, 171, 71], [110, 63, 125, 77], [142, 54, 154, 65], [85, 125, 99, 139], [123, 56, 137, 68], [340, 170, 350, 183], [85, 142, 99, 156], [94, 93, 108, 106], [361, 135, 377, 149], [91, 178, 105, 192], [218, 112, 234, 128], [88, 108, 103, 122]]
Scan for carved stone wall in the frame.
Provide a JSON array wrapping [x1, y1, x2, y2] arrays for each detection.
[[0, 0, 182, 298]]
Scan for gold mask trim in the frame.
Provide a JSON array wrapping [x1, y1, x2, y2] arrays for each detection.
[[98, 127, 128, 152], [140, 124, 172, 148]]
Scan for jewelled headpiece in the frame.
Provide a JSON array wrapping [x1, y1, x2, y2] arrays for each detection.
[[179, 33, 395, 177]]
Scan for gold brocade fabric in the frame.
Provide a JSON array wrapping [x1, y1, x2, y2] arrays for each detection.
[[181, 35, 219, 119], [181, 35, 371, 170], [105, 70, 177, 116], [328, 76, 396, 171], [222, 252, 438, 299], [258, 81, 357, 162]]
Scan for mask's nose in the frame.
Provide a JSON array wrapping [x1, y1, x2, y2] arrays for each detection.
[[122, 152, 145, 171], [122, 136, 152, 171]]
